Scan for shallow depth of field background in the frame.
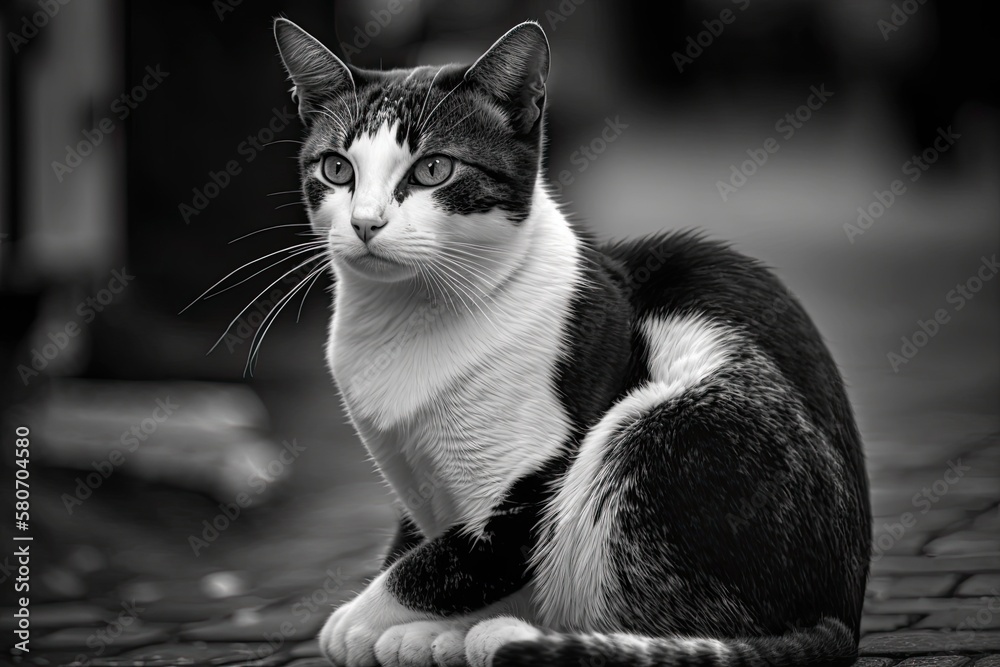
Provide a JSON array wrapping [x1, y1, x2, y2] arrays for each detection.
[[0, 0, 997, 659]]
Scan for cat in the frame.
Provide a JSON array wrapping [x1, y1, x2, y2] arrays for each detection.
[[273, 17, 872, 667]]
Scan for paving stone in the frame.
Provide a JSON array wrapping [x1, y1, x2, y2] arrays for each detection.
[[860, 631, 1000, 655], [82, 642, 264, 667], [973, 656, 1000, 666], [289, 640, 321, 657], [865, 598, 995, 615], [958, 575, 1000, 597], [917, 608, 1000, 630], [32, 622, 171, 651], [179, 603, 324, 642], [868, 575, 962, 600], [894, 657, 971, 666], [972, 508, 1000, 533], [139, 595, 273, 623], [871, 556, 1000, 577], [863, 614, 917, 633], [81, 642, 280, 666], [926, 531, 1000, 557], [0, 603, 109, 631]]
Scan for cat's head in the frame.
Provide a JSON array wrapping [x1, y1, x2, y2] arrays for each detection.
[[274, 19, 550, 285]]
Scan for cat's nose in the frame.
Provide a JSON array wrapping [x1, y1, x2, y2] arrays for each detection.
[[351, 217, 386, 244]]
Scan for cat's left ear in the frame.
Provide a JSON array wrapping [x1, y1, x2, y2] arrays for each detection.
[[465, 21, 550, 134], [274, 18, 354, 123]]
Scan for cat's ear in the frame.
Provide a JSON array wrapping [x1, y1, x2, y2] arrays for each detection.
[[465, 21, 550, 134], [274, 18, 354, 123]]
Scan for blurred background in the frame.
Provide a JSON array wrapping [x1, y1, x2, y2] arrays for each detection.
[[0, 0, 997, 663]]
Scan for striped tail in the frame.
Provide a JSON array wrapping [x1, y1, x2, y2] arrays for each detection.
[[492, 617, 857, 667]]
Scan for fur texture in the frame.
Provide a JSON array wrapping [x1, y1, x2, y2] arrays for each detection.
[[273, 17, 871, 667]]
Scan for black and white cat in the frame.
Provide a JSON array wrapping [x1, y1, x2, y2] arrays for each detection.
[[273, 18, 872, 667]]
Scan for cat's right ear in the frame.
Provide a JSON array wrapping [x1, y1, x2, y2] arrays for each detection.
[[274, 18, 354, 123]]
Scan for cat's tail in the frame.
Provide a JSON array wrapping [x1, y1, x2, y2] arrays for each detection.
[[488, 616, 857, 667]]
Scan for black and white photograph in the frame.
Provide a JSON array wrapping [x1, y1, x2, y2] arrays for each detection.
[[1, 1, 997, 666]]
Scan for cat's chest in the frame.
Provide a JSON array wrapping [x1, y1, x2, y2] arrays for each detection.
[[328, 295, 574, 538]]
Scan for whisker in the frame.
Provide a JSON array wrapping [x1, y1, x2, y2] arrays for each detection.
[[229, 223, 315, 244], [417, 66, 445, 131], [266, 190, 302, 197], [434, 255, 505, 321], [179, 242, 327, 314], [419, 77, 465, 135], [275, 201, 305, 210], [203, 244, 326, 301], [296, 267, 326, 322], [263, 139, 304, 147], [245, 261, 330, 375], [207, 255, 326, 355], [432, 259, 495, 326]]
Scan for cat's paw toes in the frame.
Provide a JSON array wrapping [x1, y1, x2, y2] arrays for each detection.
[[465, 616, 542, 667], [375, 620, 466, 667], [319, 599, 381, 667], [431, 629, 468, 667]]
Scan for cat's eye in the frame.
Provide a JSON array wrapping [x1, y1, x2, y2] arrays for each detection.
[[321, 153, 354, 185], [410, 155, 454, 187]]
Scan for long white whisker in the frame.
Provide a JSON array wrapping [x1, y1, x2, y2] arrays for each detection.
[[419, 77, 465, 135], [229, 223, 315, 244], [432, 259, 495, 326], [203, 244, 326, 301], [179, 242, 327, 314], [207, 255, 325, 355], [296, 266, 327, 322], [245, 262, 330, 375], [417, 66, 445, 131]]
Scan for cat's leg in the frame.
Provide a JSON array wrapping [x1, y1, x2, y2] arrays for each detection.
[[320, 478, 546, 667]]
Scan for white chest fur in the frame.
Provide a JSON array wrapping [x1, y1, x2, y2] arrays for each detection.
[[327, 190, 580, 539]]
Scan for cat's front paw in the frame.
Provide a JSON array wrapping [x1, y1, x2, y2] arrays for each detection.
[[319, 573, 431, 666], [465, 616, 542, 667], [374, 619, 470, 667]]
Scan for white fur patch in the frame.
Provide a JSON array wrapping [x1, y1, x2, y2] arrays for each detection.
[[533, 314, 734, 631], [465, 616, 543, 667], [329, 183, 582, 539], [319, 570, 434, 667]]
